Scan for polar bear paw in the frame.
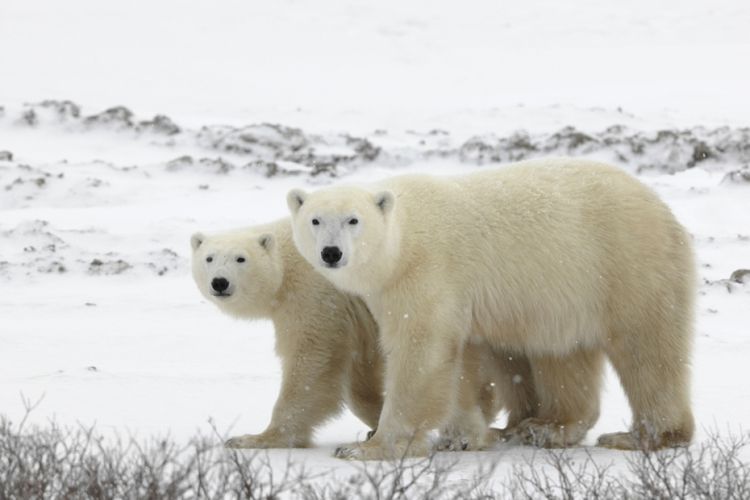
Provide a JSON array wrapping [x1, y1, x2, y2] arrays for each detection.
[[435, 428, 491, 451], [597, 429, 691, 451], [435, 435, 471, 451], [511, 417, 587, 448], [225, 430, 309, 449], [334, 436, 430, 461], [596, 432, 641, 450]]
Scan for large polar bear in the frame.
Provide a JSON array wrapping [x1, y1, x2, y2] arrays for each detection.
[[191, 220, 528, 449], [287, 157, 696, 460]]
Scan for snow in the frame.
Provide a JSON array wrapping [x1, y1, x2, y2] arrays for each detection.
[[2, 0, 750, 132], [1, 0, 749, 484]]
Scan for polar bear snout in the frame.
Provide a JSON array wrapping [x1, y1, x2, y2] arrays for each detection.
[[211, 277, 232, 297], [321, 246, 343, 267]]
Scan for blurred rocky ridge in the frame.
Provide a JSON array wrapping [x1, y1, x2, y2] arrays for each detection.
[[0, 220, 182, 280], [3, 100, 749, 178]]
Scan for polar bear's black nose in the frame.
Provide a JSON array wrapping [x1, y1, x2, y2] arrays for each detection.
[[211, 277, 229, 292], [321, 246, 342, 265]]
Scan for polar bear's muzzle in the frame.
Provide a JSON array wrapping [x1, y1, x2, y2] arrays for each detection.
[[210, 277, 233, 298], [321, 246, 345, 268]]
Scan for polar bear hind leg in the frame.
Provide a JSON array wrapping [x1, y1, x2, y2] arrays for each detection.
[[598, 320, 694, 450], [511, 348, 604, 448]]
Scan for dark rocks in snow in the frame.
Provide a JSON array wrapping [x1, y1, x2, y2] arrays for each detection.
[[139, 114, 180, 135], [459, 136, 498, 163], [346, 135, 381, 161], [37, 261, 67, 273], [88, 258, 132, 275], [3, 220, 66, 247], [14, 101, 181, 136], [198, 123, 309, 157], [195, 122, 378, 176], [166, 156, 235, 174], [705, 269, 750, 293], [17, 100, 83, 126], [458, 125, 750, 174], [5, 99, 750, 178], [3, 165, 60, 193], [309, 160, 342, 177], [148, 248, 181, 276], [20, 108, 38, 126], [507, 131, 538, 152], [86, 177, 106, 188], [722, 167, 750, 184], [0, 219, 189, 278], [84, 106, 135, 128], [198, 158, 234, 175], [248, 159, 280, 177], [166, 155, 195, 170], [0, 151, 12, 161], [549, 126, 596, 150], [242, 159, 295, 178], [39, 100, 82, 120], [460, 130, 551, 163], [730, 269, 750, 284], [690, 141, 713, 166]]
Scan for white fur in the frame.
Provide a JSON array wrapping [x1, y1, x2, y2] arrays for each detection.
[[191, 220, 515, 452], [191, 220, 385, 448], [288, 157, 696, 459]]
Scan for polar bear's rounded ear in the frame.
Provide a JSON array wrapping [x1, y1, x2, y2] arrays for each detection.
[[374, 191, 395, 215], [258, 233, 274, 251], [191, 232, 205, 251], [287, 189, 307, 215]]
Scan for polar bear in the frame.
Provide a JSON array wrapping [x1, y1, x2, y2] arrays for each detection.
[[191, 220, 528, 450], [287, 157, 695, 459], [191, 220, 384, 448]]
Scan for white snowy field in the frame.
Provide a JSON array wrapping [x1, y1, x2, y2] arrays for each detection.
[[1, 0, 749, 488]]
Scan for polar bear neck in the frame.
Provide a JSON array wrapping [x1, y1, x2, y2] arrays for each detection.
[[269, 221, 311, 312]]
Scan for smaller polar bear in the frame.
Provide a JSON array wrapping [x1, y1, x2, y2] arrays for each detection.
[[288, 157, 695, 460], [192, 220, 384, 448], [191, 220, 524, 449]]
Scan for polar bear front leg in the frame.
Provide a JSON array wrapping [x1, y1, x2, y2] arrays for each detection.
[[437, 342, 496, 451], [334, 302, 467, 460], [226, 339, 347, 449], [436, 399, 491, 452]]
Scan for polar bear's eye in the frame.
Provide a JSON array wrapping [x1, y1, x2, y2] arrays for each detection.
[[236, 257, 246, 263], [349, 218, 359, 225], [312, 218, 320, 226], [206, 256, 213, 263]]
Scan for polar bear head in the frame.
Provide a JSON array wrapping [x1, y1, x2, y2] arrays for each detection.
[[191, 228, 283, 318], [286, 186, 396, 292]]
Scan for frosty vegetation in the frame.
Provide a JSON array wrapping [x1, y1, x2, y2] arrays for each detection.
[[1, 402, 749, 499]]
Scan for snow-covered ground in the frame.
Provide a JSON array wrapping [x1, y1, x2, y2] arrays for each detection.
[[1, 0, 748, 485]]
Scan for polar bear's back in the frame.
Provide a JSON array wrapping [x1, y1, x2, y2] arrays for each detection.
[[381, 158, 694, 355]]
